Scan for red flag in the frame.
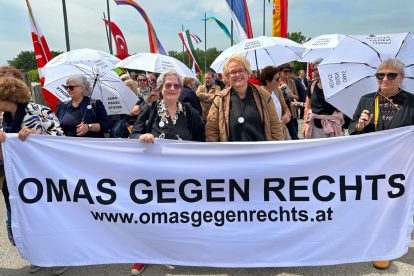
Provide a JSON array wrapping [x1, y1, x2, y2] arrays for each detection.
[[103, 19, 129, 60], [26, 0, 59, 111]]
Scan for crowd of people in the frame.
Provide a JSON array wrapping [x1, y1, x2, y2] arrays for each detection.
[[0, 53, 413, 274]]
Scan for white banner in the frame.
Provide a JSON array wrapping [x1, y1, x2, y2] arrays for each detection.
[[3, 127, 414, 267]]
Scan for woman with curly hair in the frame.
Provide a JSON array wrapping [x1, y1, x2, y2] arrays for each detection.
[[0, 76, 67, 274]]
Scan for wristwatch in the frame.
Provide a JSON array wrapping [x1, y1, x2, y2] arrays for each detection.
[[88, 124, 92, 131]]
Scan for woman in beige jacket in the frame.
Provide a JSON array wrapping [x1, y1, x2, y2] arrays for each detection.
[[206, 55, 283, 142]]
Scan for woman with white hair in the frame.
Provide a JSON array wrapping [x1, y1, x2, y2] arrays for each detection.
[[129, 70, 205, 143], [349, 58, 414, 135], [350, 59, 414, 269], [128, 70, 204, 275], [56, 74, 110, 138]]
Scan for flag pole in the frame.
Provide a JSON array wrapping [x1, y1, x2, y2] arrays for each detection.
[[106, 0, 113, 54], [204, 12, 207, 73], [263, 0, 266, 35], [62, 0, 70, 51], [182, 25, 185, 63], [103, 12, 111, 53], [230, 0, 234, 46]]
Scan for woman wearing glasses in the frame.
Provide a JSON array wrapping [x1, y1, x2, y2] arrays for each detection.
[[56, 74, 110, 138], [129, 71, 205, 144], [349, 59, 414, 270], [278, 63, 300, 140], [350, 58, 414, 135], [260, 66, 291, 140], [302, 58, 344, 139], [206, 55, 283, 142]]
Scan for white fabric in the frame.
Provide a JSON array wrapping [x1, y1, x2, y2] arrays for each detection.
[[45, 48, 120, 69], [300, 34, 345, 62], [116, 53, 195, 78], [42, 62, 138, 115], [271, 91, 282, 120], [210, 36, 304, 73], [318, 32, 414, 117], [3, 127, 414, 267]]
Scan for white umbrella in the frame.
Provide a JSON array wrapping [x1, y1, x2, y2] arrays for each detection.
[[300, 34, 345, 62], [46, 48, 121, 69], [210, 36, 305, 73], [115, 53, 195, 77], [318, 32, 414, 117], [43, 62, 138, 115]]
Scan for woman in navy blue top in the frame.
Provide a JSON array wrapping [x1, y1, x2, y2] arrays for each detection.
[[56, 74, 110, 138]]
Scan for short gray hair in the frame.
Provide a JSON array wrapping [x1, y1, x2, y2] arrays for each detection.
[[377, 58, 405, 78], [66, 74, 92, 97], [156, 70, 183, 90]]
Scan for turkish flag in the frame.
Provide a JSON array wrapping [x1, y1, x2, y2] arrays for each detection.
[[103, 19, 129, 60], [27, 0, 59, 111]]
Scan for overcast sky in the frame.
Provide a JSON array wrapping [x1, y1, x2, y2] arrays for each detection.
[[0, 0, 413, 65]]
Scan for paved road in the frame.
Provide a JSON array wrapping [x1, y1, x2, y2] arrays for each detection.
[[1, 192, 414, 276]]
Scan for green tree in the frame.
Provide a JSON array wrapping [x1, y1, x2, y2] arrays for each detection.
[[168, 47, 222, 73], [8, 50, 63, 71], [287, 32, 311, 74], [287, 32, 310, 44]]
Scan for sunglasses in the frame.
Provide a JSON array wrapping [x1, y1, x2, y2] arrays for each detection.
[[63, 85, 80, 90], [138, 79, 147, 82], [164, 83, 181, 90], [283, 69, 292, 73], [375, 72, 399, 80]]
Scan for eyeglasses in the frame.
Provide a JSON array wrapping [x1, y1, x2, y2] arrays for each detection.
[[138, 79, 147, 82], [228, 69, 247, 77], [283, 69, 292, 73], [375, 72, 399, 80], [164, 83, 181, 90], [63, 85, 80, 91]]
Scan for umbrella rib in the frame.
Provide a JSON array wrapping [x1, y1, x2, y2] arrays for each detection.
[[347, 35, 382, 63], [395, 33, 409, 58]]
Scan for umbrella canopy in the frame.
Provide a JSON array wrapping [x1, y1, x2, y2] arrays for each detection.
[[43, 62, 138, 115], [210, 36, 305, 73], [318, 32, 414, 117], [46, 48, 121, 69], [115, 53, 195, 77], [300, 34, 345, 62]]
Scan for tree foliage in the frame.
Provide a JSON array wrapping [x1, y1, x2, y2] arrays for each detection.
[[287, 32, 310, 44], [168, 47, 222, 73], [287, 32, 311, 74], [7, 50, 63, 71]]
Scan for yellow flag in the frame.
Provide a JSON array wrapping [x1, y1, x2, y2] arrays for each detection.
[[272, 0, 288, 37]]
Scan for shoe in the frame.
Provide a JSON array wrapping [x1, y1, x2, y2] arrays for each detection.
[[373, 260, 391, 269], [6, 224, 15, 246], [28, 265, 43, 273], [131, 263, 146, 275], [52, 266, 69, 275]]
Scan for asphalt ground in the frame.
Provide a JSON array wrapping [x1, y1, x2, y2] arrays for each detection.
[[1, 192, 414, 276]]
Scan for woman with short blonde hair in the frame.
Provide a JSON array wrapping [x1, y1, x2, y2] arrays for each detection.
[[206, 55, 283, 141]]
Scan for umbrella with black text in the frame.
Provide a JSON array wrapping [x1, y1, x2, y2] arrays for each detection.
[[318, 32, 414, 117]]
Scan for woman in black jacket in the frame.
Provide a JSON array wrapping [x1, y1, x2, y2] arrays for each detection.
[[129, 71, 205, 143]]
